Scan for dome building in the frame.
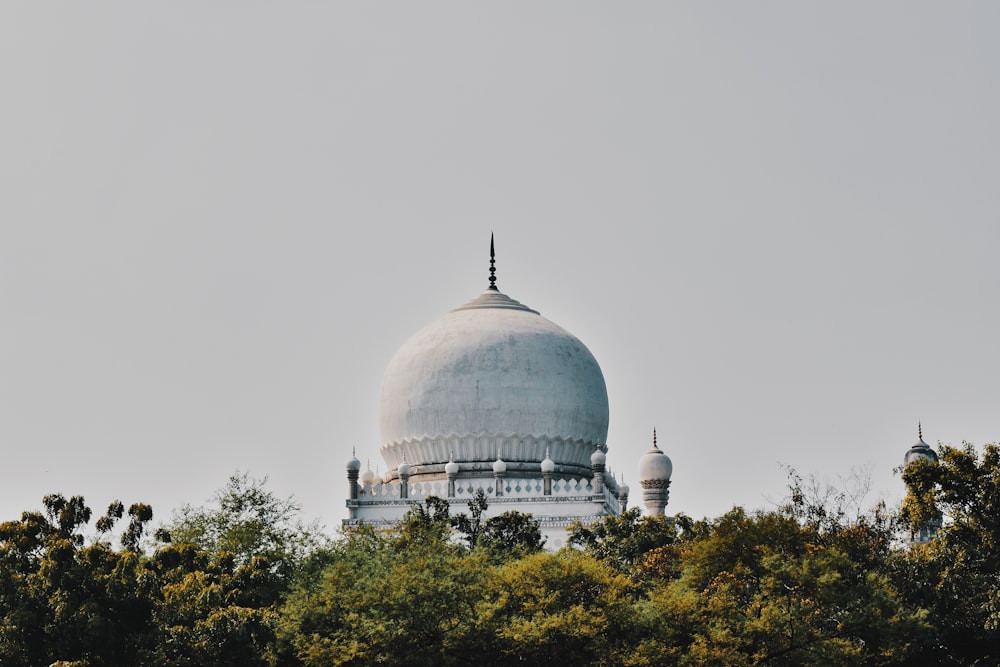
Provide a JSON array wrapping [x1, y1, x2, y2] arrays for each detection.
[[344, 238, 666, 546]]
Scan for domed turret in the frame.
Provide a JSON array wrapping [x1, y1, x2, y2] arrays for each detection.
[[540, 449, 555, 474], [903, 422, 942, 547], [639, 447, 673, 482], [361, 461, 375, 486], [904, 422, 938, 467], [346, 448, 362, 500], [639, 429, 672, 516], [444, 455, 460, 477], [378, 239, 609, 480], [493, 454, 507, 475], [591, 449, 607, 467], [618, 475, 630, 512]]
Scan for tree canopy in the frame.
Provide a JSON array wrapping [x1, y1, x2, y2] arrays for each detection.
[[3, 446, 1000, 666]]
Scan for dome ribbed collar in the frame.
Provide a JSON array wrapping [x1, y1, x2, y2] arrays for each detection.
[[452, 290, 539, 314]]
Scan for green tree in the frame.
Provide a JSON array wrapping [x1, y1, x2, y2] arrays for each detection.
[[392, 495, 454, 549], [0, 494, 157, 666], [898, 442, 1000, 664], [450, 489, 545, 557], [276, 519, 489, 667], [632, 507, 924, 666], [450, 489, 488, 549], [479, 510, 545, 558], [165, 471, 325, 583], [568, 506, 681, 587], [474, 549, 636, 666], [144, 545, 279, 667]]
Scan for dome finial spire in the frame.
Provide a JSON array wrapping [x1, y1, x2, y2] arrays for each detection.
[[653, 427, 658, 449], [918, 421, 923, 442], [488, 232, 498, 291]]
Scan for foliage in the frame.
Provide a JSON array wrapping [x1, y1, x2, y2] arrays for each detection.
[[634, 507, 924, 666], [275, 518, 488, 667], [450, 488, 489, 549], [898, 442, 1000, 664], [568, 506, 682, 587], [165, 471, 325, 582], [9, 451, 1000, 666], [474, 549, 636, 666], [144, 545, 281, 667], [479, 509, 545, 558], [0, 494, 156, 666], [0, 475, 322, 666]]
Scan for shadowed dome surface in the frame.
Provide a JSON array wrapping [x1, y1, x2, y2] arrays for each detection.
[[904, 423, 938, 466], [378, 288, 609, 478]]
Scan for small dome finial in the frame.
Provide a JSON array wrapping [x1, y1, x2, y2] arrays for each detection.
[[493, 448, 507, 474], [347, 448, 362, 472], [488, 232, 498, 291], [541, 447, 555, 473], [653, 427, 658, 449], [445, 451, 460, 476], [918, 421, 923, 442]]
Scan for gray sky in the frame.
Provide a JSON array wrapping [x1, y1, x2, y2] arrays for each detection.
[[2, 3, 998, 533]]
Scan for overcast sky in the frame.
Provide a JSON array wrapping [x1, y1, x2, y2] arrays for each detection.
[[2, 3, 998, 533]]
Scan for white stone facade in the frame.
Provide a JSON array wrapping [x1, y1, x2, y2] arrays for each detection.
[[344, 475, 626, 549], [344, 246, 671, 544]]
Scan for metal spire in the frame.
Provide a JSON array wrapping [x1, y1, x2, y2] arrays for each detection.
[[653, 427, 658, 449], [488, 232, 498, 291], [918, 421, 923, 442]]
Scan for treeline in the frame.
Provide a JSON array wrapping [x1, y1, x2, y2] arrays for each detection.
[[2, 445, 999, 666]]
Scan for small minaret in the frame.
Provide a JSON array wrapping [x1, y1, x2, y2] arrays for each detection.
[[346, 448, 361, 501], [445, 452, 459, 498], [618, 474, 630, 512], [903, 422, 942, 546], [591, 448, 607, 495], [541, 448, 554, 496], [639, 428, 673, 516], [493, 449, 507, 497], [361, 460, 375, 494], [398, 457, 411, 500]]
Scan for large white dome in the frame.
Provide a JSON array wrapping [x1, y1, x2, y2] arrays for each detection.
[[378, 288, 609, 479]]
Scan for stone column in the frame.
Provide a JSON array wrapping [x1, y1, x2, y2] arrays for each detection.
[[641, 479, 670, 516]]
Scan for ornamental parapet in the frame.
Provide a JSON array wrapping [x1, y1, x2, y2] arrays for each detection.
[[348, 475, 620, 513], [356, 475, 602, 500]]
